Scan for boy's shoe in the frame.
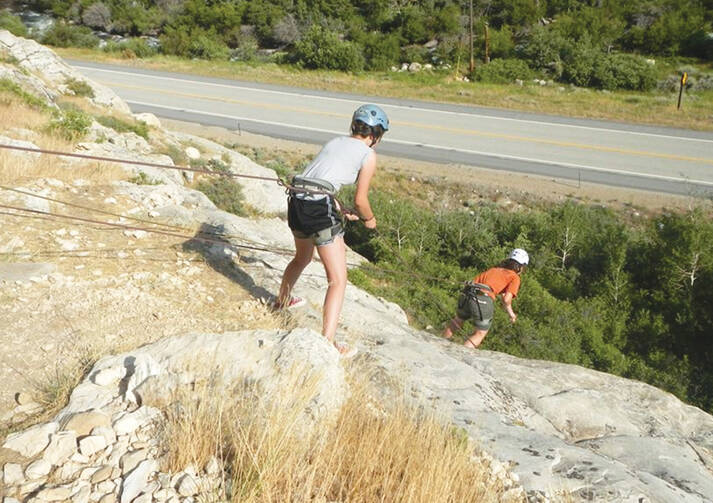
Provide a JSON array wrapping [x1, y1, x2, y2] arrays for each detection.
[[272, 296, 306, 310], [334, 341, 358, 359]]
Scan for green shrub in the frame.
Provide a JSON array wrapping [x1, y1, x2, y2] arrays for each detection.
[[362, 32, 401, 71], [197, 177, 246, 216], [561, 39, 599, 88], [49, 108, 92, 141], [65, 78, 95, 98], [160, 26, 229, 60], [591, 54, 658, 91], [96, 115, 149, 139], [41, 22, 100, 49], [103, 38, 158, 58], [129, 172, 160, 185], [0, 9, 28, 37], [292, 25, 365, 72], [471, 58, 534, 84]]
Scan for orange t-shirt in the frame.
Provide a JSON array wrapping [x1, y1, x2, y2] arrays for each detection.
[[473, 267, 521, 299]]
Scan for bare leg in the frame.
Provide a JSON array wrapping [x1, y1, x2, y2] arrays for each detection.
[[464, 329, 489, 349], [443, 317, 464, 339], [277, 237, 314, 306], [315, 236, 348, 343]]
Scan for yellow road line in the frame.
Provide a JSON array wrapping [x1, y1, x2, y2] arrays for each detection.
[[103, 80, 713, 166]]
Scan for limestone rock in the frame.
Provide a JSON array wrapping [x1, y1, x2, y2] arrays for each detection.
[[176, 473, 199, 496], [79, 435, 108, 456], [2, 421, 57, 457], [120, 459, 157, 503], [25, 458, 51, 480], [112, 406, 161, 436], [90, 465, 113, 484], [133, 113, 161, 128], [3, 462, 24, 486], [43, 430, 77, 466], [62, 410, 111, 437], [91, 365, 127, 386]]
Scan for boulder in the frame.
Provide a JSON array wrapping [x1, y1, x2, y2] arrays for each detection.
[[0, 30, 129, 112], [2, 421, 57, 457]]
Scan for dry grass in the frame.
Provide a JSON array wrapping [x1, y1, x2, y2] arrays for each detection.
[[0, 98, 127, 185], [161, 366, 514, 503]]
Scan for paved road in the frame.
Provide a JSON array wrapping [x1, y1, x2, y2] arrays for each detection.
[[71, 60, 713, 196]]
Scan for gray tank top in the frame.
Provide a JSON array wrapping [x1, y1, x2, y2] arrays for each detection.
[[298, 136, 372, 200]]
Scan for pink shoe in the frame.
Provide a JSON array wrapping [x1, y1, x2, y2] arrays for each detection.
[[272, 296, 306, 310]]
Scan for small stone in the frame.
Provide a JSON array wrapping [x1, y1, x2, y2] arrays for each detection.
[[14, 391, 34, 405], [91, 426, 117, 446], [63, 410, 111, 437], [91, 465, 113, 484], [205, 456, 221, 475], [43, 430, 77, 466], [56, 462, 82, 481], [96, 480, 115, 493], [185, 146, 200, 160], [98, 494, 117, 503], [79, 435, 108, 456], [71, 482, 91, 503], [25, 458, 52, 480], [120, 449, 148, 475], [3, 463, 24, 486], [35, 486, 72, 501], [176, 473, 199, 496], [120, 459, 157, 503]]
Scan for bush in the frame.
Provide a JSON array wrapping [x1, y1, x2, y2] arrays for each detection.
[[591, 54, 658, 91], [65, 78, 95, 98], [103, 38, 158, 58], [292, 25, 365, 72], [471, 58, 534, 84], [41, 22, 100, 49], [0, 9, 28, 37], [161, 26, 229, 60], [49, 108, 92, 141], [561, 38, 599, 87], [362, 32, 400, 71], [196, 177, 246, 216]]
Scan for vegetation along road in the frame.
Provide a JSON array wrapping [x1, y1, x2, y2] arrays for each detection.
[[72, 60, 713, 197]]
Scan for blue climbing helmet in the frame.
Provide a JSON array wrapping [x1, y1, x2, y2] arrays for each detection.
[[352, 104, 389, 133]]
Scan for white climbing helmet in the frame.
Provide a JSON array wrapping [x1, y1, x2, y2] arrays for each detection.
[[509, 248, 529, 265]]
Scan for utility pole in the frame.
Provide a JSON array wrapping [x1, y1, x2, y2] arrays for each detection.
[[469, 0, 474, 73], [484, 21, 490, 63]]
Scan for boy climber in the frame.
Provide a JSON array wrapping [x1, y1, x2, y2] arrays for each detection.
[[443, 248, 529, 349]]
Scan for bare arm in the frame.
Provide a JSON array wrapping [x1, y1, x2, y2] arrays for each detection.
[[354, 151, 377, 229], [500, 292, 517, 323]]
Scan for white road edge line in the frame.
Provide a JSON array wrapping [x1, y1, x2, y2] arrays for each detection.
[[75, 65, 713, 145], [129, 100, 713, 188]]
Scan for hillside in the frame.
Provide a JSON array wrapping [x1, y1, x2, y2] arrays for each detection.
[[2, 31, 713, 503]]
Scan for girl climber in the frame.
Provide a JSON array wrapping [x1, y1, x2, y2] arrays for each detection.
[[443, 248, 529, 349], [275, 104, 389, 356]]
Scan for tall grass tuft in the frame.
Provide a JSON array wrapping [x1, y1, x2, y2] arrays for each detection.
[[161, 367, 513, 502]]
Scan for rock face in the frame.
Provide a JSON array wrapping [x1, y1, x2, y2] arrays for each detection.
[[0, 29, 129, 113], [1, 329, 346, 502]]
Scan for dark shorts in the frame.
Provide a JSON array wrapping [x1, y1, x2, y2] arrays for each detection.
[[287, 196, 344, 246], [456, 290, 494, 330]]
